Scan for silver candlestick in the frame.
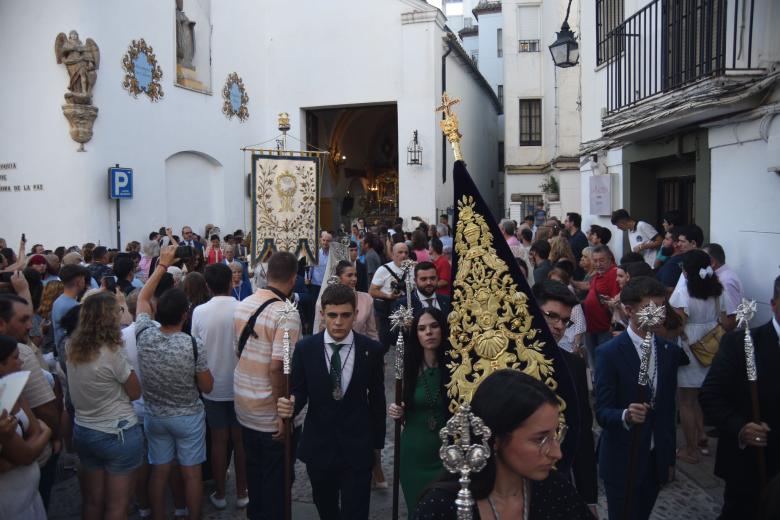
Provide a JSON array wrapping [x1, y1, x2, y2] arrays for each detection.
[[439, 404, 492, 520], [635, 301, 666, 388], [736, 298, 758, 382], [276, 299, 299, 376]]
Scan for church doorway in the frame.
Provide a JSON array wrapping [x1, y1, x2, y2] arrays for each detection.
[[304, 104, 398, 233]]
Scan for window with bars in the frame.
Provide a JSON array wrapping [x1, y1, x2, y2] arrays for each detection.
[[498, 142, 505, 171], [519, 99, 542, 146], [497, 28, 503, 57], [517, 5, 540, 53], [497, 85, 503, 108], [596, 0, 624, 65]]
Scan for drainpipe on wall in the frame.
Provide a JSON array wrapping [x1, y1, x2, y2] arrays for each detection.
[[442, 39, 453, 184]]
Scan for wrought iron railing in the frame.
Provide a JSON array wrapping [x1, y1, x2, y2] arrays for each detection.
[[605, 0, 761, 114]]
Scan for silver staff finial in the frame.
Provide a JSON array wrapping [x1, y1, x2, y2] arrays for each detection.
[[439, 404, 492, 520], [276, 299, 299, 376], [736, 298, 758, 382], [390, 305, 414, 380], [635, 301, 665, 391]]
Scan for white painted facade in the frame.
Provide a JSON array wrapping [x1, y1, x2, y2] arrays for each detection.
[[0, 0, 499, 249], [578, 0, 780, 322], [502, 0, 582, 218]]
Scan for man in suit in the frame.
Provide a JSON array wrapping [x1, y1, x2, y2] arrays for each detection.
[[700, 275, 780, 519], [278, 283, 386, 520], [349, 241, 369, 293], [595, 276, 686, 520], [180, 225, 205, 250], [532, 280, 598, 517], [393, 261, 452, 317]]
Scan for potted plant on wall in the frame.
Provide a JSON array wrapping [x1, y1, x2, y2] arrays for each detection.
[[539, 175, 560, 202]]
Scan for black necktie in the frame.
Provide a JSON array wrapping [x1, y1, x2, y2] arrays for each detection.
[[330, 343, 343, 399]]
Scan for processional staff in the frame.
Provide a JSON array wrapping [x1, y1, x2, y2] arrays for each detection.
[[439, 405, 492, 520], [623, 301, 666, 520], [390, 259, 416, 520], [277, 298, 298, 520], [736, 298, 767, 487]]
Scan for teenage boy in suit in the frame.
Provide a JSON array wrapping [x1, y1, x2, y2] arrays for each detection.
[[595, 276, 687, 520], [278, 283, 386, 520]]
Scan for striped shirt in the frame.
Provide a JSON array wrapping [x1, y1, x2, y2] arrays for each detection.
[[233, 289, 301, 432]]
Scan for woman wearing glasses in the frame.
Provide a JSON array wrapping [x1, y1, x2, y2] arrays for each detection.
[[413, 369, 591, 519], [388, 308, 450, 512]]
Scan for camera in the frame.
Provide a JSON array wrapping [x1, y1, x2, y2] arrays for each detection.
[[175, 245, 194, 260], [390, 280, 406, 296]]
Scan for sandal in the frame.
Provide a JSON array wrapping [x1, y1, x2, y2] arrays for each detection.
[[698, 438, 710, 456]]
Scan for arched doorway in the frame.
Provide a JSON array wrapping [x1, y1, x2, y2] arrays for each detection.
[[305, 104, 398, 232], [164, 151, 224, 234]]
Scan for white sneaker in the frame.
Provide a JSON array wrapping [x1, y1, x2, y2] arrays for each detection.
[[236, 495, 250, 509], [208, 492, 227, 510]]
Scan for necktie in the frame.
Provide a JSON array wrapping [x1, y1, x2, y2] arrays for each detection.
[[330, 343, 343, 400], [425, 297, 435, 308]]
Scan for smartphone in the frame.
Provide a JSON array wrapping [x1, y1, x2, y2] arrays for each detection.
[[175, 245, 194, 260], [21, 233, 26, 242]]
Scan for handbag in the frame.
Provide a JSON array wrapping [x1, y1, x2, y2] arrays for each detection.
[[689, 298, 724, 367]]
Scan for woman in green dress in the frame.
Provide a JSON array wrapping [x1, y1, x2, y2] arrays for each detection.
[[388, 307, 450, 512]]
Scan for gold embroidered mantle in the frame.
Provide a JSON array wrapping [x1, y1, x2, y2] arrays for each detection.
[[446, 196, 564, 416]]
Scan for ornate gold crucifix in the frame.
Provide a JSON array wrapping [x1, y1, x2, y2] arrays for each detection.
[[435, 92, 463, 161]]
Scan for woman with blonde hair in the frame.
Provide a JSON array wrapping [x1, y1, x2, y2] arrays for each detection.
[[548, 236, 576, 266], [66, 291, 142, 520], [38, 280, 64, 354]]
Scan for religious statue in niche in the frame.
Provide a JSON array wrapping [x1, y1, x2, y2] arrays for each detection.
[[175, 0, 206, 90], [55, 31, 100, 151]]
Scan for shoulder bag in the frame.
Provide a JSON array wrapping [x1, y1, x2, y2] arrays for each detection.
[[689, 297, 725, 367]]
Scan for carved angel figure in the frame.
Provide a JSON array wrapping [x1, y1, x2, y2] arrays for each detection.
[[55, 31, 100, 99]]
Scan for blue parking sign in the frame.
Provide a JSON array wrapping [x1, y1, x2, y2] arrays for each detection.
[[109, 167, 133, 199]]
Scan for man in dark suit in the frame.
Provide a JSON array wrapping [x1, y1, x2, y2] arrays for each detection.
[[532, 280, 598, 517], [392, 261, 452, 317], [595, 276, 686, 520], [349, 241, 369, 293], [180, 225, 205, 250], [700, 275, 780, 520], [278, 283, 386, 520]]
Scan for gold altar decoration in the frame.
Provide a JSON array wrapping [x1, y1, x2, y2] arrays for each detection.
[[222, 72, 249, 121], [435, 92, 463, 161], [121, 39, 164, 101]]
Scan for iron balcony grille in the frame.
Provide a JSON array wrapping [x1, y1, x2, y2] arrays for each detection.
[[519, 40, 540, 52], [605, 0, 760, 114]]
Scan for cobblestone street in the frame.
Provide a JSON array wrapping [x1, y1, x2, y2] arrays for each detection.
[[48, 362, 725, 519]]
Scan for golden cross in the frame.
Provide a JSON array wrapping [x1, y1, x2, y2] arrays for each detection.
[[436, 92, 461, 117]]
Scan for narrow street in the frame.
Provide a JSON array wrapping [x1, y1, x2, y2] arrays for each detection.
[[48, 362, 724, 519]]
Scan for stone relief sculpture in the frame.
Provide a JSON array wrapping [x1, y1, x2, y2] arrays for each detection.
[[55, 31, 99, 151]]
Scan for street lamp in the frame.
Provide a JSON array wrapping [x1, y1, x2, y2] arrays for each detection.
[[406, 130, 423, 166], [549, 0, 579, 68]]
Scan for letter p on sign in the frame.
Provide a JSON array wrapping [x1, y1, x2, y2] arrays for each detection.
[[109, 167, 133, 199]]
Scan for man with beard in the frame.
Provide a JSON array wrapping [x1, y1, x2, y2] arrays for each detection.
[[393, 261, 451, 317]]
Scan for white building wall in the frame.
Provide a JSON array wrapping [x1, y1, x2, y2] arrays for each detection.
[[0, 0, 497, 247], [708, 118, 780, 323], [475, 12, 503, 94]]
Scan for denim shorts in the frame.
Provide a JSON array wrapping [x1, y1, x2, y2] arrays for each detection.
[[203, 399, 238, 430], [144, 410, 206, 466], [73, 421, 143, 475]]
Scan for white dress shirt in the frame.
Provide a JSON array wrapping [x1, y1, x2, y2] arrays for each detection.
[[416, 289, 440, 310], [323, 329, 355, 396]]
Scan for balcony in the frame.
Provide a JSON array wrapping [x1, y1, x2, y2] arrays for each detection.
[[604, 0, 765, 116]]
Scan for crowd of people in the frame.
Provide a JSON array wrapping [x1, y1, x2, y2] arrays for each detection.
[[0, 208, 777, 520]]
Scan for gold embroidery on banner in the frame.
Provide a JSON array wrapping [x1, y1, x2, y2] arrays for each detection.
[[274, 170, 297, 212], [447, 195, 567, 420]]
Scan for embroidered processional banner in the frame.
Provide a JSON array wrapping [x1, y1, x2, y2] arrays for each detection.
[[251, 153, 319, 265]]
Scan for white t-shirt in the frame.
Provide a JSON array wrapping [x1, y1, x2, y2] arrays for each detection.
[[192, 296, 239, 401], [122, 322, 148, 419], [628, 221, 659, 267], [370, 261, 405, 296]]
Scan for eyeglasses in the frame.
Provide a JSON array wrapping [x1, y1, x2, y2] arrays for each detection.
[[537, 423, 568, 457], [542, 310, 575, 329]]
